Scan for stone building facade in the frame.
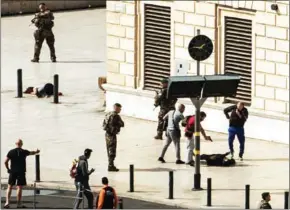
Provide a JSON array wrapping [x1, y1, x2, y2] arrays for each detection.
[[104, 0, 289, 144]]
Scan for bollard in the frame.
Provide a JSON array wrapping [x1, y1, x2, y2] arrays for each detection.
[[53, 74, 59, 104], [118, 198, 123, 209], [129, 165, 134, 192], [17, 69, 23, 98], [33, 182, 36, 209], [35, 155, 40, 182], [284, 191, 289, 209], [169, 171, 173, 199], [245, 185, 250, 209], [207, 178, 212, 206]]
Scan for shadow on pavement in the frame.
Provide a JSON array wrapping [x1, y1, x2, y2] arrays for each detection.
[[1, 190, 183, 209]]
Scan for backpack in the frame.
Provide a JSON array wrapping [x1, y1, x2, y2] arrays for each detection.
[[69, 159, 78, 179], [181, 115, 193, 127], [103, 112, 114, 131]]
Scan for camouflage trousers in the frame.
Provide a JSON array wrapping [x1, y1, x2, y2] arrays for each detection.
[[105, 133, 117, 167], [33, 29, 56, 60], [157, 109, 170, 135]]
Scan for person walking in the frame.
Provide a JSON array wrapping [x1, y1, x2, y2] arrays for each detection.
[[224, 102, 249, 160], [4, 139, 40, 209], [73, 149, 95, 209], [158, 104, 186, 164], [257, 192, 272, 209], [96, 177, 118, 209], [102, 103, 124, 172], [184, 112, 212, 166], [153, 78, 177, 140], [31, 3, 56, 62]]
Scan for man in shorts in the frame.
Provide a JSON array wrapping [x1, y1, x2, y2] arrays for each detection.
[[4, 139, 40, 208]]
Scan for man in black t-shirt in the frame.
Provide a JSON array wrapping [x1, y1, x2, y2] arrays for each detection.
[[224, 102, 249, 161], [4, 139, 40, 209]]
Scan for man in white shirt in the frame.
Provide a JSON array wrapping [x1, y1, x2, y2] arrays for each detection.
[[158, 104, 185, 164]]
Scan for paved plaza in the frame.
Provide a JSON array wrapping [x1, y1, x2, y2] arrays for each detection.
[[1, 9, 289, 209]]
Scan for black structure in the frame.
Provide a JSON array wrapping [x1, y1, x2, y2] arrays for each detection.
[[167, 74, 240, 190], [207, 178, 212, 206], [35, 155, 40, 182], [17, 69, 23, 98], [129, 164, 134, 192], [53, 74, 59, 104], [285, 191, 289, 209], [245, 185, 250, 209], [169, 171, 174, 199], [119, 198, 123, 209]]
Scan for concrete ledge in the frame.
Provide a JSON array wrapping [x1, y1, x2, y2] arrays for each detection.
[[104, 84, 289, 144], [1, 0, 106, 16]]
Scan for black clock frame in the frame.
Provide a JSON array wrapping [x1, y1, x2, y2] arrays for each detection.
[[187, 35, 213, 61]]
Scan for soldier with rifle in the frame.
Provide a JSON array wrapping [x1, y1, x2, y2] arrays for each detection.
[[153, 78, 177, 140], [31, 3, 56, 63]]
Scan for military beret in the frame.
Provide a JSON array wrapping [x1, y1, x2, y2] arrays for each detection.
[[160, 78, 169, 83]]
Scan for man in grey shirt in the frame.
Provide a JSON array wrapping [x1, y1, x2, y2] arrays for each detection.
[[158, 104, 185, 164]]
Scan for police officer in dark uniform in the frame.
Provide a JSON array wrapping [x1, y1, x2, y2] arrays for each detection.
[[154, 78, 177, 140], [31, 3, 56, 63]]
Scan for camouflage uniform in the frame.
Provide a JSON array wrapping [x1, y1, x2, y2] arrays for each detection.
[[103, 111, 124, 171], [154, 82, 177, 140], [31, 10, 56, 62]]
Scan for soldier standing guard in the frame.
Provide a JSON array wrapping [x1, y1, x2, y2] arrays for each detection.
[[154, 78, 177, 140], [103, 103, 124, 172], [31, 3, 56, 63]]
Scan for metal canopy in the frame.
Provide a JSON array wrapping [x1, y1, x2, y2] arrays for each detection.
[[167, 74, 241, 99]]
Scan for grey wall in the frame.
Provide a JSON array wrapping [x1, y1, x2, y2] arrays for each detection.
[[1, 0, 106, 16]]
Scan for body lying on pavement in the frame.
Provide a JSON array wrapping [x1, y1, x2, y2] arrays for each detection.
[[200, 152, 236, 166]]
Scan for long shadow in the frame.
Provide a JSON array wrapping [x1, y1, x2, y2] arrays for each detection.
[[39, 60, 104, 64], [244, 158, 289, 162]]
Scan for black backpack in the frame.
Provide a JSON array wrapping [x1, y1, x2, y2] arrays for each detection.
[[181, 115, 193, 127]]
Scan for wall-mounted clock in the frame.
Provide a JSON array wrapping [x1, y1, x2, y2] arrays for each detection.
[[188, 35, 213, 61]]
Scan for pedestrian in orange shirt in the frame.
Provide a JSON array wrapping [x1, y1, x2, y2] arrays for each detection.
[[96, 177, 118, 209]]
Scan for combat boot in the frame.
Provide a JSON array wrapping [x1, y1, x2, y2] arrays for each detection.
[[154, 132, 163, 140], [108, 165, 119, 172], [31, 58, 39, 63]]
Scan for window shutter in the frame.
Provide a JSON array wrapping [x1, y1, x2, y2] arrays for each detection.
[[224, 16, 252, 105], [144, 4, 171, 91]]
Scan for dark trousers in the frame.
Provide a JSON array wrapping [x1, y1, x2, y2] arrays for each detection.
[[73, 180, 94, 209], [228, 126, 245, 157], [33, 29, 56, 60], [105, 133, 117, 167]]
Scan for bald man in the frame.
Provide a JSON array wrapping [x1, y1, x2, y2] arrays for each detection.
[[4, 139, 40, 208], [158, 104, 185, 164]]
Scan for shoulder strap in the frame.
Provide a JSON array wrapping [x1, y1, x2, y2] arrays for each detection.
[[171, 111, 179, 130]]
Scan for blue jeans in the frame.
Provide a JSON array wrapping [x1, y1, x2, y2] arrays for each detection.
[[228, 126, 245, 157]]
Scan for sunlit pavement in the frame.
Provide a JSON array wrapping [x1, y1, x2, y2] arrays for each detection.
[[1, 9, 289, 209]]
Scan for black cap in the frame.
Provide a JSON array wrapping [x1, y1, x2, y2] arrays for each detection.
[[84, 148, 92, 155]]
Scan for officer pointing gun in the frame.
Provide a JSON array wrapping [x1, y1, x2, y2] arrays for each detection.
[[31, 3, 56, 63], [153, 78, 177, 140]]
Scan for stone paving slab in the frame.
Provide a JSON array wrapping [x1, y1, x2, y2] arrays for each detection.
[[1, 8, 289, 209]]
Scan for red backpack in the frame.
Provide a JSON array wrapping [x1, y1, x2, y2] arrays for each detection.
[[69, 159, 78, 179]]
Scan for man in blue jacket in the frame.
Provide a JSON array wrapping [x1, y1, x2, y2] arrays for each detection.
[[224, 102, 249, 160]]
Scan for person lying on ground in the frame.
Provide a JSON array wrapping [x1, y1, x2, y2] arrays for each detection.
[[200, 152, 236, 166], [23, 83, 63, 98]]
